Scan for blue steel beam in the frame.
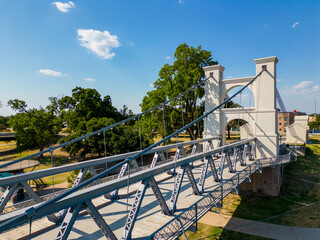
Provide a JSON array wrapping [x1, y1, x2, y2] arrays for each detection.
[[121, 179, 149, 240], [168, 165, 186, 213], [85, 200, 117, 240], [54, 203, 83, 240]]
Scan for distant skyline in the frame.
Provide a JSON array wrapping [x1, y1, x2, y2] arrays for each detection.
[[0, 0, 319, 116]]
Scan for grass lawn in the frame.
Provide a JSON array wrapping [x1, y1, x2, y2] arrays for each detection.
[[0, 141, 16, 151], [0, 141, 78, 185], [182, 223, 272, 240]]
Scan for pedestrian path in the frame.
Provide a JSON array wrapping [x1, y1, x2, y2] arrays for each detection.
[[199, 212, 320, 240]]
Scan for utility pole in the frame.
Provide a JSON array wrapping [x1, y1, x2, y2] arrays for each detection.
[[314, 99, 317, 134], [315, 99, 317, 119]]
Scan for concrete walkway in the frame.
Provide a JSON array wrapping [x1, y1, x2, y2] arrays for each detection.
[[199, 212, 320, 240]]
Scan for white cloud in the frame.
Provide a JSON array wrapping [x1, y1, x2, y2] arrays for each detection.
[[39, 69, 64, 77], [52, 1, 75, 13], [83, 77, 96, 82], [292, 22, 299, 28], [281, 81, 320, 96], [226, 76, 233, 79], [165, 56, 171, 59], [178, 0, 184, 4], [77, 29, 120, 59], [128, 41, 134, 46], [149, 83, 154, 87]]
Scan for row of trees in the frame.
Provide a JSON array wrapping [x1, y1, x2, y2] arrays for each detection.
[[5, 88, 151, 157]]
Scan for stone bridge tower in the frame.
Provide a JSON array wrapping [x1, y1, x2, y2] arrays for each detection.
[[203, 56, 282, 195]]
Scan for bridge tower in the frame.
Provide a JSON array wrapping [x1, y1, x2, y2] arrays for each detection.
[[204, 56, 282, 195]]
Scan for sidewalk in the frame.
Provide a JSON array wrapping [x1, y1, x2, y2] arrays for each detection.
[[199, 212, 320, 240]]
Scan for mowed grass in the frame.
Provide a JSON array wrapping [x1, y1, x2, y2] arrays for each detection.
[[0, 141, 77, 185], [182, 223, 272, 240], [0, 141, 16, 152]]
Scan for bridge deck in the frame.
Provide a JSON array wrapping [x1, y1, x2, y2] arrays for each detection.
[[25, 159, 250, 240], [0, 150, 291, 239]]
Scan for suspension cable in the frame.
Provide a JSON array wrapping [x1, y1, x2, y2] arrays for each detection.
[[237, 91, 242, 141], [195, 89, 200, 139], [254, 74, 261, 137], [50, 149, 54, 193], [1, 70, 264, 229], [103, 129, 106, 158], [162, 104, 168, 160], [138, 115, 143, 167], [181, 97, 185, 142]]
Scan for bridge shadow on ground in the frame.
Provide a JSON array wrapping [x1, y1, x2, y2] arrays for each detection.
[[184, 144, 320, 239]]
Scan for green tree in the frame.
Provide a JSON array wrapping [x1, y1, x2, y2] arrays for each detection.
[[59, 87, 123, 131], [7, 99, 27, 113], [140, 43, 217, 140], [0, 101, 9, 131], [60, 117, 152, 157], [0, 117, 9, 131], [8, 102, 62, 155], [224, 99, 245, 139], [59, 88, 152, 157], [309, 114, 320, 130], [225, 119, 247, 139]]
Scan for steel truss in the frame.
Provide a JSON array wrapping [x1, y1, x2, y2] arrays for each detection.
[[0, 138, 218, 217], [54, 200, 116, 240], [148, 158, 263, 240], [0, 138, 259, 240]]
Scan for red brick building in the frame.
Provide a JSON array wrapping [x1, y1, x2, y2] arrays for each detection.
[[278, 111, 306, 134]]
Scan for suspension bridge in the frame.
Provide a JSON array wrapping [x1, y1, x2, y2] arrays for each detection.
[[0, 56, 295, 240]]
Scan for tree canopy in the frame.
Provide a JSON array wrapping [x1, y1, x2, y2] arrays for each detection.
[[309, 114, 320, 130], [140, 43, 217, 140], [224, 100, 246, 139], [59, 87, 123, 131], [7, 99, 27, 113], [8, 102, 61, 154], [59, 87, 152, 157]]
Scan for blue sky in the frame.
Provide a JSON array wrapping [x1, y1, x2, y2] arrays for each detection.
[[0, 0, 319, 116]]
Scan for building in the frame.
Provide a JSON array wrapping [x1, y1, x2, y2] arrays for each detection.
[[309, 116, 316, 123], [278, 111, 306, 134]]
